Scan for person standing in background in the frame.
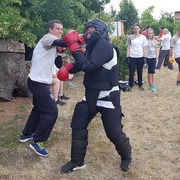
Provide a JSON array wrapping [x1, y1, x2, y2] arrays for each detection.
[[169, 27, 180, 86], [126, 23, 148, 91], [155, 28, 172, 70], [146, 28, 158, 91], [141, 26, 150, 37], [158, 26, 164, 38]]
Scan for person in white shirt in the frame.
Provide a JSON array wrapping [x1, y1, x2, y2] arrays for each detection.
[[169, 27, 180, 86], [126, 23, 148, 90], [19, 19, 67, 157], [155, 28, 172, 69], [146, 28, 158, 91]]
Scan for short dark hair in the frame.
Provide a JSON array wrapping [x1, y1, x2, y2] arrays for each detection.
[[133, 23, 140, 28], [48, 19, 63, 29], [145, 26, 150, 29]]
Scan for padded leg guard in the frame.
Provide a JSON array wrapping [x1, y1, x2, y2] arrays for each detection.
[[111, 132, 131, 160], [71, 101, 89, 129], [71, 129, 88, 163]]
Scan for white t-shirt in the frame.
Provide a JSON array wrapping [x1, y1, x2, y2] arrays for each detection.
[[127, 34, 148, 58], [29, 33, 58, 84], [170, 34, 180, 58], [161, 33, 171, 50], [146, 39, 158, 59]]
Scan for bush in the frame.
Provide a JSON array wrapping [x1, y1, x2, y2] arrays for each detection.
[[112, 36, 129, 80]]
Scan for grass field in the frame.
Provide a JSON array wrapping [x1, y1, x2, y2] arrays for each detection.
[[0, 64, 179, 180]]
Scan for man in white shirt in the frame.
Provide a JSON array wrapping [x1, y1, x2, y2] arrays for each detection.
[[155, 28, 172, 69], [169, 27, 180, 85], [19, 19, 67, 156]]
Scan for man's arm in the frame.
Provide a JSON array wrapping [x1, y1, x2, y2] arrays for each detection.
[[51, 39, 68, 47]]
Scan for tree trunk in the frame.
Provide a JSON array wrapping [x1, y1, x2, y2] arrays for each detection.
[[0, 39, 30, 101]]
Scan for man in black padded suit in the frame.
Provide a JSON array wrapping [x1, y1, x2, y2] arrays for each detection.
[[57, 18, 132, 173]]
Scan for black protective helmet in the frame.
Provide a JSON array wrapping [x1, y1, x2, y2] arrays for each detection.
[[84, 18, 108, 43]]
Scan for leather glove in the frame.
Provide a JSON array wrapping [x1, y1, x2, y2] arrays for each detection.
[[57, 67, 69, 81], [64, 63, 73, 71], [64, 30, 81, 53], [57, 63, 73, 81], [169, 57, 174, 64]]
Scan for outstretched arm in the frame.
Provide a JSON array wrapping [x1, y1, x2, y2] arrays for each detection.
[[51, 39, 68, 47]]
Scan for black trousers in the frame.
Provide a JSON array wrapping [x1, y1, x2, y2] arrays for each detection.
[[128, 57, 144, 87], [22, 78, 58, 142], [156, 49, 170, 69], [70, 90, 131, 163]]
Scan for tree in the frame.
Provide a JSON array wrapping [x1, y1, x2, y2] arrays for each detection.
[[140, 6, 156, 28], [116, 0, 139, 33], [0, 0, 36, 47], [83, 0, 110, 13]]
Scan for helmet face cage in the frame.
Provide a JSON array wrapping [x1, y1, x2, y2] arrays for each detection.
[[84, 18, 108, 39]]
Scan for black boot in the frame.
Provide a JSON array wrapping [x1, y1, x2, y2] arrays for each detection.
[[120, 158, 131, 172]]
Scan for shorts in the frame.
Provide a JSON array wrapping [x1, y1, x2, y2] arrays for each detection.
[[147, 58, 156, 74]]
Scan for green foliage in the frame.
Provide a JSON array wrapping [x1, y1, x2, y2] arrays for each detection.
[[139, 9, 177, 36], [0, 0, 178, 48], [0, 0, 36, 46], [140, 6, 156, 28], [116, 0, 139, 33], [158, 12, 175, 34], [112, 36, 129, 80], [83, 0, 110, 12], [0, 0, 111, 46]]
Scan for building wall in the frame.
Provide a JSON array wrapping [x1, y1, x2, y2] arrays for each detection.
[[174, 11, 180, 22]]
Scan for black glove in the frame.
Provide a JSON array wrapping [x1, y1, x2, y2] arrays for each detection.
[[144, 57, 149, 68], [119, 81, 129, 92], [55, 55, 63, 68]]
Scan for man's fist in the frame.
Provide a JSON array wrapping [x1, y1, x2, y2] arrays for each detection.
[[169, 57, 174, 64], [64, 30, 81, 53], [57, 47, 66, 54]]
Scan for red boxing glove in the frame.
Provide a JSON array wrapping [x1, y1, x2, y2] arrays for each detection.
[[57, 47, 66, 53], [57, 63, 73, 81], [78, 34, 85, 44], [57, 67, 69, 81], [64, 30, 81, 53], [64, 63, 73, 71]]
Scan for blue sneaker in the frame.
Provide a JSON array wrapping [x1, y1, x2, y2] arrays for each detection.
[[19, 134, 33, 142], [151, 85, 157, 91], [29, 142, 48, 157], [149, 84, 153, 90], [149, 84, 156, 91]]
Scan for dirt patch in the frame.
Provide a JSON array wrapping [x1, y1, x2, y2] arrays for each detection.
[[0, 97, 32, 125]]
